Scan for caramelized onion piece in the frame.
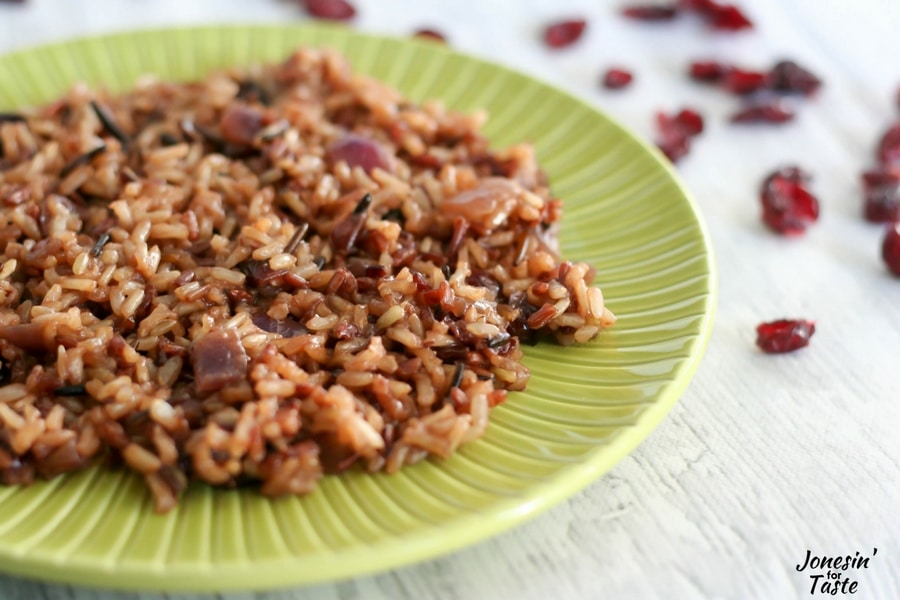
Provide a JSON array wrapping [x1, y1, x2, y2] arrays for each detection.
[[0, 323, 52, 353], [190, 329, 248, 393], [219, 105, 264, 146], [252, 313, 307, 338], [326, 134, 391, 174], [439, 177, 520, 232]]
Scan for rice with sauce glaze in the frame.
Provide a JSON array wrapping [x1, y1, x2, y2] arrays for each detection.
[[0, 48, 615, 512]]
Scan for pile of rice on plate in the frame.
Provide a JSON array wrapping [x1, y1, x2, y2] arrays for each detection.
[[0, 48, 615, 512]]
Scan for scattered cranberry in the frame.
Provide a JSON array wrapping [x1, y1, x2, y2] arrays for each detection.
[[680, 0, 753, 30], [769, 60, 822, 96], [721, 68, 769, 95], [704, 4, 753, 30], [657, 109, 705, 137], [543, 19, 588, 49], [689, 58, 822, 99], [731, 101, 795, 124], [877, 123, 900, 167], [656, 131, 691, 162], [759, 166, 819, 235], [602, 67, 634, 90], [689, 60, 728, 83], [656, 107, 704, 162], [672, 108, 704, 135], [621, 4, 679, 21], [883, 222, 900, 276], [862, 169, 900, 222], [755, 319, 816, 354], [414, 28, 447, 43], [302, 0, 356, 20]]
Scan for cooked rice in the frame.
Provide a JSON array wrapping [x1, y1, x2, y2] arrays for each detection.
[[0, 48, 616, 512]]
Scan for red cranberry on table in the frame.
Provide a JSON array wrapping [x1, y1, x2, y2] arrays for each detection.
[[759, 166, 819, 235], [621, 1, 753, 30], [702, 4, 753, 31], [860, 120, 900, 222], [655, 108, 705, 162], [689, 60, 729, 83], [602, 67, 634, 90], [768, 60, 822, 96], [861, 169, 900, 223], [731, 101, 795, 125], [688, 59, 822, 98], [756, 319, 816, 354], [721, 67, 770, 95], [671, 108, 704, 135], [543, 19, 588, 49], [876, 123, 900, 167], [656, 132, 690, 163], [620, 4, 680, 21], [302, 0, 356, 20], [680, 0, 753, 30], [883, 222, 900, 276]]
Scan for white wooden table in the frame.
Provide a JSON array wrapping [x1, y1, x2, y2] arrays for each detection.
[[1, 1, 898, 598]]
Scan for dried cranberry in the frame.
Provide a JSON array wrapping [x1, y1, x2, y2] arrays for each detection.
[[657, 133, 691, 163], [655, 107, 704, 162], [876, 123, 900, 167], [704, 4, 753, 30], [302, 0, 356, 20], [673, 108, 704, 135], [759, 166, 819, 235], [769, 60, 822, 96], [620, 4, 679, 21], [680, 0, 752, 30], [722, 67, 769, 95], [756, 319, 815, 353], [543, 19, 587, 49], [882, 222, 900, 276], [602, 67, 634, 90], [658, 109, 704, 137], [731, 101, 795, 124], [862, 168, 900, 223], [689, 60, 729, 83], [414, 28, 447, 43]]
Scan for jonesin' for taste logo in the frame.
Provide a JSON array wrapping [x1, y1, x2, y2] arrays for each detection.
[[796, 548, 877, 595]]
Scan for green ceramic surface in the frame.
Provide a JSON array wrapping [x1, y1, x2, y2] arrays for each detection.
[[0, 25, 716, 592]]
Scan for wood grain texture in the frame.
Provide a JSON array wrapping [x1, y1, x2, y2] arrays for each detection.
[[0, 0, 898, 598]]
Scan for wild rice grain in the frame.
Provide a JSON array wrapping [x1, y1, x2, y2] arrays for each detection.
[[90, 100, 131, 148], [58, 144, 107, 179]]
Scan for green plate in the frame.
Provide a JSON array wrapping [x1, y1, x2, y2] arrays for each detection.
[[0, 25, 716, 592]]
